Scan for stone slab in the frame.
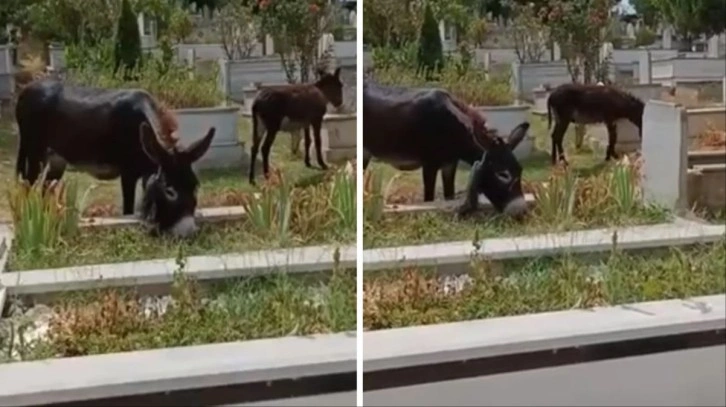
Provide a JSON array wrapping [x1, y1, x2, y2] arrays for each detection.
[[642, 100, 689, 210], [1, 244, 356, 295], [364, 294, 725, 372], [362, 221, 726, 272], [384, 194, 535, 214], [79, 205, 250, 229], [0, 332, 355, 407]]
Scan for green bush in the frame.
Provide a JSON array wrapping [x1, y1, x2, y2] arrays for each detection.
[[634, 27, 656, 47], [373, 64, 514, 106], [69, 49, 223, 109], [417, 3, 444, 78], [114, 0, 142, 77]]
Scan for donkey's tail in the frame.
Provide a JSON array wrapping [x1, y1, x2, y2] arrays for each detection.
[[251, 104, 261, 147]]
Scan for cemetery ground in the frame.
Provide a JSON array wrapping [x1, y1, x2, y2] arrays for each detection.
[[364, 114, 671, 249], [0, 110, 356, 364]]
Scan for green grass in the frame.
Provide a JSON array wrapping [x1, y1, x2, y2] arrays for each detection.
[[0, 117, 327, 221], [7, 215, 354, 271], [363, 240, 726, 330], [1, 268, 355, 363], [363, 204, 668, 249]]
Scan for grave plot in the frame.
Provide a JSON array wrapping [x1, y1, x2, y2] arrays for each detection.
[[3, 166, 355, 272], [364, 158, 670, 249]]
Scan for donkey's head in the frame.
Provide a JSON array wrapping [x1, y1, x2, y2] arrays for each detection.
[[139, 123, 215, 239], [469, 122, 531, 219], [315, 67, 344, 108]]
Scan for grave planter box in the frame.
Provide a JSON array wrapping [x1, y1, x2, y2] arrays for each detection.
[[473, 104, 534, 160], [174, 106, 246, 171], [241, 86, 257, 112]]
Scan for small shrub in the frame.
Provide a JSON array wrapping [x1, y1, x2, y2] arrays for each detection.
[[6, 170, 89, 258], [241, 169, 294, 244], [330, 163, 356, 232], [634, 27, 656, 47], [531, 165, 579, 222], [373, 64, 513, 106]]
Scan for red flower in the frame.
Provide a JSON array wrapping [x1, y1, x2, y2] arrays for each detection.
[[309, 3, 320, 13], [259, 0, 271, 10]]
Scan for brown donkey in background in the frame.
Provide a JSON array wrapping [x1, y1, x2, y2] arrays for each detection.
[[547, 83, 645, 165], [248, 68, 344, 184]]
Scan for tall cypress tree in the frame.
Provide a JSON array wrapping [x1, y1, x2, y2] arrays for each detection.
[[417, 3, 444, 78], [114, 0, 142, 78]]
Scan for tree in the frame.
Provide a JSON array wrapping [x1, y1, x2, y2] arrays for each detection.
[[217, 0, 259, 59], [417, 3, 444, 78], [363, 0, 421, 47], [510, 1, 549, 63], [256, 0, 333, 83], [652, 0, 726, 48], [114, 0, 142, 77], [631, 0, 661, 27]]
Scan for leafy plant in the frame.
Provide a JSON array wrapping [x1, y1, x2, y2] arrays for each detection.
[[7, 169, 90, 259], [329, 163, 356, 232], [364, 169, 385, 223], [241, 169, 293, 244], [531, 165, 579, 222]]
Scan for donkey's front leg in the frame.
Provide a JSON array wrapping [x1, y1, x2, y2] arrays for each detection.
[[303, 126, 313, 168], [440, 161, 458, 200], [311, 121, 328, 170], [422, 164, 439, 202], [456, 159, 482, 219]]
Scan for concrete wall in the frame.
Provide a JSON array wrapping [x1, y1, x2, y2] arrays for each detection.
[[0, 45, 14, 101], [652, 57, 726, 85]]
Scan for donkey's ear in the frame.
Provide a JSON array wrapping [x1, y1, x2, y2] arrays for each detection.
[[506, 122, 530, 151], [183, 127, 215, 163], [334, 67, 341, 79], [140, 122, 170, 165]]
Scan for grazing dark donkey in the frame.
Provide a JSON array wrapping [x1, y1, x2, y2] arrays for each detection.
[[547, 83, 645, 165], [249, 68, 344, 184], [363, 81, 530, 218], [15, 78, 215, 238]]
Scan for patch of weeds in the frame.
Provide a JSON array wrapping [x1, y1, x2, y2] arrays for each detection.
[[363, 240, 726, 330], [6, 169, 91, 258], [8, 168, 355, 271], [2, 257, 355, 362]]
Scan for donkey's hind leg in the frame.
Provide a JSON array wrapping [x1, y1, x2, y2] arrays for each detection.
[[260, 124, 280, 180], [311, 120, 328, 170], [605, 122, 620, 161], [248, 114, 266, 185], [550, 121, 570, 166]]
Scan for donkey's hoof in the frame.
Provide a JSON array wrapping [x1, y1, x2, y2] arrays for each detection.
[[304, 161, 313, 169], [319, 163, 329, 171]]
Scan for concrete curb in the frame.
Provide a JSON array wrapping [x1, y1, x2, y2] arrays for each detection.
[[0, 331, 356, 407], [1, 244, 355, 296], [362, 221, 726, 272]]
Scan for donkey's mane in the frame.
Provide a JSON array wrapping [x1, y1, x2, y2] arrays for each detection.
[[609, 85, 645, 108], [155, 101, 179, 147]]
